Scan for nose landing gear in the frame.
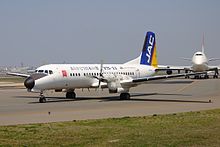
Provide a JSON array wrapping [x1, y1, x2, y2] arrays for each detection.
[[39, 92, 46, 103], [38, 91, 77, 103]]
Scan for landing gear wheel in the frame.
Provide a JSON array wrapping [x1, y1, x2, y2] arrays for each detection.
[[66, 92, 76, 99], [39, 97, 46, 103], [194, 75, 200, 79], [120, 93, 130, 100], [39, 92, 46, 103], [213, 75, 218, 79], [213, 69, 219, 79], [204, 75, 209, 79], [185, 70, 190, 79]]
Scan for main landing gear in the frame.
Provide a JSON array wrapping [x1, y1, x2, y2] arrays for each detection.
[[213, 74, 218, 79], [185, 70, 190, 79], [204, 74, 209, 79], [66, 92, 76, 99], [213, 69, 219, 79], [120, 93, 130, 100]]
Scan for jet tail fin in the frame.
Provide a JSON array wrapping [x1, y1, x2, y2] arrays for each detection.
[[140, 31, 158, 68], [202, 33, 205, 53], [124, 31, 158, 68]]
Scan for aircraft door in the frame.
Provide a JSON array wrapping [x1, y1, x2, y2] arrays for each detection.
[[61, 70, 69, 87], [135, 69, 140, 78]]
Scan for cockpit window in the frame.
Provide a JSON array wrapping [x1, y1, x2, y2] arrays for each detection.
[[45, 70, 48, 74], [196, 53, 203, 56], [38, 70, 44, 73], [35, 70, 38, 73]]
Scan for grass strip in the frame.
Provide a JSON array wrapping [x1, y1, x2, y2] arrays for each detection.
[[0, 109, 220, 146]]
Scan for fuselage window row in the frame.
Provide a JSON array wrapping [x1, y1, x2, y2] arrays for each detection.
[[69, 72, 135, 77]]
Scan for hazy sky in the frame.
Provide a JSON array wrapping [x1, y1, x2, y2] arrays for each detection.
[[0, 0, 220, 67]]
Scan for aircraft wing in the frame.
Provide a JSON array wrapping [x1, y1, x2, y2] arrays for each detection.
[[156, 65, 192, 72], [6, 72, 30, 78], [89, 72, 205, 90], [209, 58, 220, 62], [208, 66, 220, 70], [157, 65, 220, 73], [132, 72, 203, 84]]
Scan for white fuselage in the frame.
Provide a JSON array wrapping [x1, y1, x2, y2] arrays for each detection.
[[32, 64, 156, 92], [191, 51, 209, 72]]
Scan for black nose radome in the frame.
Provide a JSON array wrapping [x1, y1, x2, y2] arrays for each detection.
[[24, 77, 35, 90]]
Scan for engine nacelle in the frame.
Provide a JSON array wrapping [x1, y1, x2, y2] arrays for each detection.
[[166, 70, 173, 75], [107, 81, 125, 93], [109, 88, 125, 93]]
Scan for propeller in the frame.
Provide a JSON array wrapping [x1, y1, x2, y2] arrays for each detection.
[[98, 60, 104, 89]]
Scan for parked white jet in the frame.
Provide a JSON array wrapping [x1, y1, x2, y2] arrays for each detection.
[[8, 32, 203, 103], [159, 35, 219, 79]]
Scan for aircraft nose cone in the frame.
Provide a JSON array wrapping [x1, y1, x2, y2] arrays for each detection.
[[24, 77, 35, 90], [195, 60, 203, 65]]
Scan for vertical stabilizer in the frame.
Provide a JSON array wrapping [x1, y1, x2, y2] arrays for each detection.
[[140, 31, 158, 68], [124, 31, 158, 67], [202, 33, 205, 53]]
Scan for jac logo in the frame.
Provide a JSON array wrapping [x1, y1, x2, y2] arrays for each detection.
[[146, 35, 154, 63], [62, 70, 67, 77]]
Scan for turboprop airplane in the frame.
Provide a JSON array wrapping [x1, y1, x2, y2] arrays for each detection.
[[7, 31, 203, 103], [158, 35, 220, 79]]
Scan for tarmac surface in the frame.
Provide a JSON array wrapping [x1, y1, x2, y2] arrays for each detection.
[[0, 78, 220, 126]]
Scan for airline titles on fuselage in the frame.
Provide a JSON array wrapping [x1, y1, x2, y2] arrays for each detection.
[[70, 66, 118, 71]]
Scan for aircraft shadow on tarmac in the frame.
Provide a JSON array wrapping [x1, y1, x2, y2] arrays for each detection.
[[14, 92, 210, 104]]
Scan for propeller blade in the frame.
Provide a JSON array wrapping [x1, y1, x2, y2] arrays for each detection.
[[100, 59, 103, 77], [98, 60, 104, 90]]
